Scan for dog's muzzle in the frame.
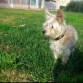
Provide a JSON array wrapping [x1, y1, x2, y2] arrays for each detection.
[[42, 30, 46, 34]]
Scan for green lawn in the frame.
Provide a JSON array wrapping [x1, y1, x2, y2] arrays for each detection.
[[0, 8, 83, 82]]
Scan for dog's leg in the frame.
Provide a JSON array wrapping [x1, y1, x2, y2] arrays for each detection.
[[54, 52, 58, 60], [62, 53, 69, 65]]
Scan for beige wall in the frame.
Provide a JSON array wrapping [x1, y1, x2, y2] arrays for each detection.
[[0, 0, 9, 8], [0, 3, 9, 8], [13, 4, 28, 9], [0, 0, 71, 10], [0, 0, 41, 9]]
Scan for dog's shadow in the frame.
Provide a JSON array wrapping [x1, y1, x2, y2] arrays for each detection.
[[53, 48, 83, 82]]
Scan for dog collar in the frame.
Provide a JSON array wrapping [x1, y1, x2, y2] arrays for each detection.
[[54, 30, 66, 41]]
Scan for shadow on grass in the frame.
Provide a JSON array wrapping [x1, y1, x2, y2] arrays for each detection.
[[53, 48, 83, 82]]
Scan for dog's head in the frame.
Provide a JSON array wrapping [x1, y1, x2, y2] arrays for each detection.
[[43, 9, 66, 39]]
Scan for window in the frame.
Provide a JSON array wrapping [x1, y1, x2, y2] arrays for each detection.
[[30, 0, 36, 5]]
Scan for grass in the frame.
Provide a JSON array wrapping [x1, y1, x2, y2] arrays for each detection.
[[0, 8, 83, 82]]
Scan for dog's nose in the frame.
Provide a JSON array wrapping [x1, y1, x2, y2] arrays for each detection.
[[42, 30, 46, 34]]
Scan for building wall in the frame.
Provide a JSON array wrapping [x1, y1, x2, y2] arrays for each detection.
[[0, 0, 10, 8], [0, 0, 71, 10], [0, 0, 8, 3], [12, 0, 28, 9], [0, 0, 44, 9]]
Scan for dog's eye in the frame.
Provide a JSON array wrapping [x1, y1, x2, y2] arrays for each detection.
[[52, 26, 54, 28]]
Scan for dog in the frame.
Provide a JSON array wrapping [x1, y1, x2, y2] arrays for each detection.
[[42, 9, 78, 64]]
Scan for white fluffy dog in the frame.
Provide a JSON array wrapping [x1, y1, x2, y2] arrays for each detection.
[[43, 9, 78, 64]]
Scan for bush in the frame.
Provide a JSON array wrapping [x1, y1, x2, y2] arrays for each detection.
[[60, 6, 66, 10], [65, 1, 83, 13]]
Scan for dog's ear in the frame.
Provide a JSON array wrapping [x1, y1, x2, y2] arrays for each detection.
[[45, 9, 54, 19], [56, 9, 64, 23]]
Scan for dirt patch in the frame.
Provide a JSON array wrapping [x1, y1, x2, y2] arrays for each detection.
[[0, 69, 33, 82]]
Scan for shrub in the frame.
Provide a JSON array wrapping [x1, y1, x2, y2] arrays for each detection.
[[60, 6, 66, 10], [65, 1, 83, 13]]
